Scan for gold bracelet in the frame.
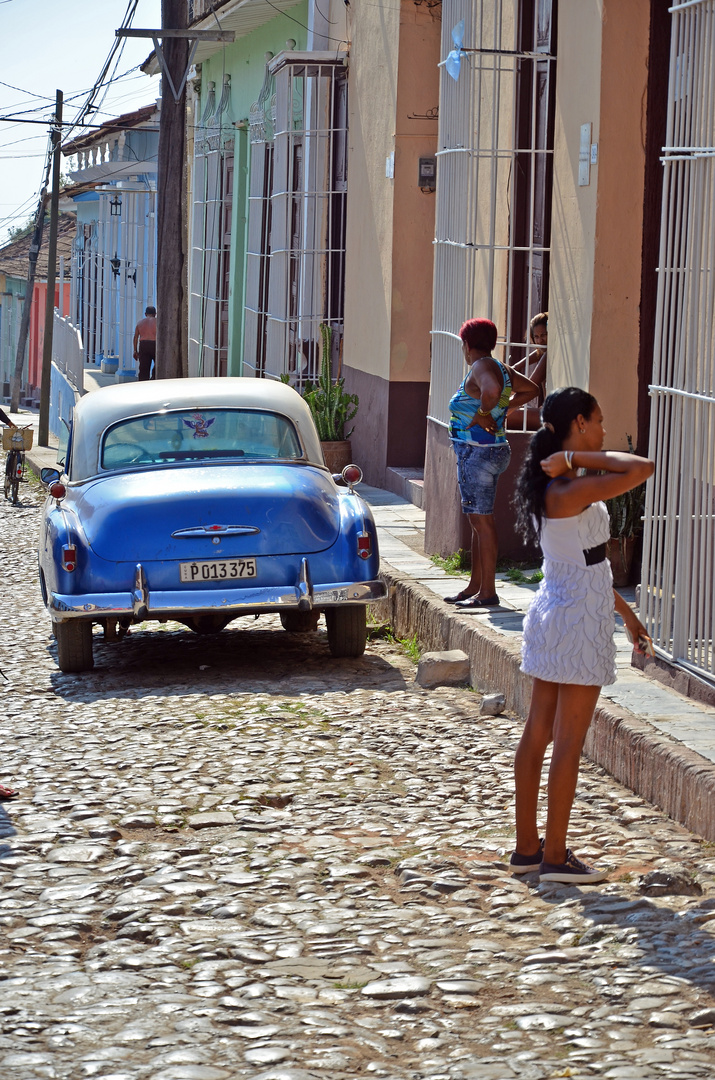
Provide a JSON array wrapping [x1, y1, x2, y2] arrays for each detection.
[[477, 407, 490, 417]]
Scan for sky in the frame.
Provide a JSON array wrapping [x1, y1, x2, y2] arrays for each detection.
[[0, 0, 162, 245]]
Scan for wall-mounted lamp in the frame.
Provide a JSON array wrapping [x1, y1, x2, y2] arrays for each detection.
[[109, 193, 122, 217], [110, 254, 121, 278], [126, 268, 136, 285]]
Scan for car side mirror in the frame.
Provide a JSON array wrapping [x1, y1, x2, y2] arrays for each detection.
[[41, 467, 61, 487]]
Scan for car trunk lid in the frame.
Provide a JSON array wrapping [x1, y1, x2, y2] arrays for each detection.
[[74, 464, 341, 561]]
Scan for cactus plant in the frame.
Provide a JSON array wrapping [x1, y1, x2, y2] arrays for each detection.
[[301, 324, 359, 442]]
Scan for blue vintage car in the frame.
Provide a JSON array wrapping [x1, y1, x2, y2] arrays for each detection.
[[39, 378, 386, 672]]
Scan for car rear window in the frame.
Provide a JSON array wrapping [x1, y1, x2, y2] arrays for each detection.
[[101, 408, 303, 471]]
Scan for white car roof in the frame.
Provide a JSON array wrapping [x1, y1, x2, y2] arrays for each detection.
[[68, 377, 325, 480]]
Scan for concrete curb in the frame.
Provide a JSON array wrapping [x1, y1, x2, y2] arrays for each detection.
[[374, 563, 715, 843]]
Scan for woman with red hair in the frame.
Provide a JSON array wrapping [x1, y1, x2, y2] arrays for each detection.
[[446, 318, 538, 609]]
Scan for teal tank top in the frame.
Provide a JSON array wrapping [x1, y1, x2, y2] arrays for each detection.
[[449, 358, 512, 444]]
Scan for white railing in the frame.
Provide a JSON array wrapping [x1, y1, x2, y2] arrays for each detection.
[[641, 0, 715, 684], [52, 311, 84, 392]]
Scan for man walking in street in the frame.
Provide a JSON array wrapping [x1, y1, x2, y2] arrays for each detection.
[[133, 306, 157, 381]]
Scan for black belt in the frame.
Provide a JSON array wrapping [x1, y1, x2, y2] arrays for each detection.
[[583, 542, 607, 566]]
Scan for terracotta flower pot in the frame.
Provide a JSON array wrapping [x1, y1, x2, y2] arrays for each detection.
[[321, 440, 353, 473], [607, 536, 636, 588]]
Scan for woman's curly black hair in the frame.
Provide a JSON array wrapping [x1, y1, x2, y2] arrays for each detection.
[[514, 386, 598, 545]]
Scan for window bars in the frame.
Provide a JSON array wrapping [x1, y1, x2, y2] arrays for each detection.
[[429, 0, 555, 428], [189, 75, 234, 378], [243, 55, 348, 389], [641, 0, 715, 684]]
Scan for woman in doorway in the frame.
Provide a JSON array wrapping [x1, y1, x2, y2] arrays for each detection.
[[508, 312, 548, 431], [511, 387, 654, 883], [446, 318, 539, 609]]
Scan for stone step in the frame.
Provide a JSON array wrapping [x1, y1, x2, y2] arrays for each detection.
[[384, 467, 424, 509]]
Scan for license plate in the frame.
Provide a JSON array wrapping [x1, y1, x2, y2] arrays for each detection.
[[179, 558, 258, 583]]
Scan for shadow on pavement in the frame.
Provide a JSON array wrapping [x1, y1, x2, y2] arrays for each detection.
[[0, 806, 17, 859], [47, 620, 410, 703], [536, 883, 715, 1002]]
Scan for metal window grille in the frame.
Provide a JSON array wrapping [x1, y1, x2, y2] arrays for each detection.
[[243, 55, 348, 387], [429, 0, 555, 427], [641, 0, 715, 684], [189, 80, 234, 378]]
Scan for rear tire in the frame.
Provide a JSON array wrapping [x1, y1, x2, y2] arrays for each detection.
[[56, 620, 94, 673], [4, 451, 17, 502], [184, 614, 232, 635], [325, 606, 367, 658], [280, 610, 320, 633]]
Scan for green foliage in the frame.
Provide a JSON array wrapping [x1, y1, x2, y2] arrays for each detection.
[[429, 549, 471, 575], [7, 213, 36, 242], [605, 435, 646, 538], [400, 633, 421, 662], [302, 324, 359, 441], [502, 567, 543, 585]]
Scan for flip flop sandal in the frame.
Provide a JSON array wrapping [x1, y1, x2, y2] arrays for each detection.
[[0, 784, 18, 801], [455, 594, 500, 610], [444, 589, 476, 604]]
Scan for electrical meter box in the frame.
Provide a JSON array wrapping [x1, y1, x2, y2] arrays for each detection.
[[418, 157, 436, 190]]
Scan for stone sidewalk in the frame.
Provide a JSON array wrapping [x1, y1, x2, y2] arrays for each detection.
[[13, 385, 715, 843]]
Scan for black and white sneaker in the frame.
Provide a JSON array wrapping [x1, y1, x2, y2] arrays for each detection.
[[539, 849, 609, 884], [509, 839, 544, 874]]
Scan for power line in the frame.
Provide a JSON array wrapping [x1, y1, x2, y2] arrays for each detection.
[[64, 0, 139, 140], [0, 80, 56, 101], [0, 66, 146, 123]]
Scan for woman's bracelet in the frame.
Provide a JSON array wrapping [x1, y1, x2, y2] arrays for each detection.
[[477, 407, 491, 417], [564, 450, 574, 471]]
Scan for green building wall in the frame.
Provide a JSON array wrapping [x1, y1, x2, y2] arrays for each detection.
[[196, 10, 308, 375]]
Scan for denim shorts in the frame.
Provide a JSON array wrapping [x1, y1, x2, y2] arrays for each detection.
[[452, 440, 512, 515]]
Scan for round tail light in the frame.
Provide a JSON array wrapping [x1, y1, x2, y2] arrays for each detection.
[[342, 464, 363, 486], [49, 482, 66, 500]]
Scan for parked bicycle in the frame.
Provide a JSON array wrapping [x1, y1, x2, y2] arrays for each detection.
[[1, 408, 33, 505]]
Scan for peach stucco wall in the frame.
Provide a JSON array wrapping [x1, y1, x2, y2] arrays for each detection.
[[390, 5, 439, 384], [549, 1, 603, 394], [343, 0, 438, 385], [549, 0, 650, 450], [590, 0, 650, 449], [343, 0, 400, 382]]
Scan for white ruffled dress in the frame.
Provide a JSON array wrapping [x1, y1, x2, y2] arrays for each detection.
[[521, 502, 616, 686]]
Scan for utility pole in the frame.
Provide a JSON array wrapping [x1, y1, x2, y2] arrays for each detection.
[[10, 190, 49, 413], [156, 0, 188, 379], [38, 89, 63, 446]]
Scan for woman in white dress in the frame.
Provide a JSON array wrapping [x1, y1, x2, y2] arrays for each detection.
[[510, 387, 654, 884]]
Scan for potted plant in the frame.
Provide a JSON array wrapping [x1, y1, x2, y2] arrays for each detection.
[[302, 324, 359, 473], [605, 436, 646, 587]]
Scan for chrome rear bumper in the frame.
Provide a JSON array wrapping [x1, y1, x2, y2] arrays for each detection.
[[49, 561, 386, 620]]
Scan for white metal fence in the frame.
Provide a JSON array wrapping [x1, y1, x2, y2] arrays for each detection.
[[641, 0, 715, 684], [429, 0, 555, 427], [189, 76, 234, 378], [51, 311, 84, 392], [243, 53, 348, 388]]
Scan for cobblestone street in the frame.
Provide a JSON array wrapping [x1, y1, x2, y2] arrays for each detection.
[[4, 485, 715, 1080]]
